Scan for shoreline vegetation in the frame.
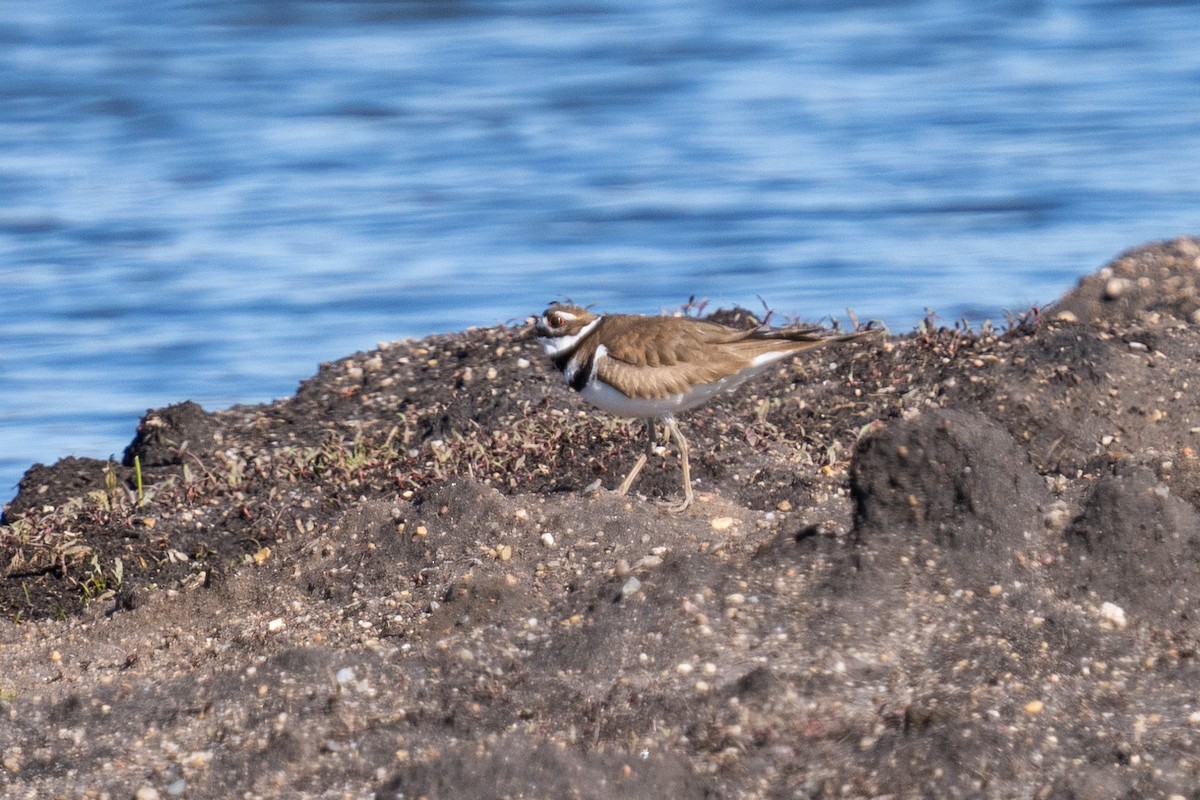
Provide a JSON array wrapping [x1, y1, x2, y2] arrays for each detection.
[[3, 237, 1200, 797]]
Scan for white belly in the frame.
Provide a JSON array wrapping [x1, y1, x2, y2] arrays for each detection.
[[579, 367, 763, 420]]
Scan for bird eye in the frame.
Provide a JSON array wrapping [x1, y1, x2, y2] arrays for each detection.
[[547, 312, 563, 329]]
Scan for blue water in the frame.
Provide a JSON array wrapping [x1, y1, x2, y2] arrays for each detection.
[[3, 0, 1200, 505]]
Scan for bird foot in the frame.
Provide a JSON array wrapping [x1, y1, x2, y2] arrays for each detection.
[[655, 493, 694, 514]]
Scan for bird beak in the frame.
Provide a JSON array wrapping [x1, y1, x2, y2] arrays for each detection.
[[511, 317, 539, 343]]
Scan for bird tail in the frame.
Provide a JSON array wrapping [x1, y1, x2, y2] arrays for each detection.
[[753, 325, 880, 345]]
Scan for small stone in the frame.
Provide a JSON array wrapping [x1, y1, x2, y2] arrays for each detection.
[[989, 585, 1003, 596], [1099, 601, 1127, 629], [540, 533, 555, 548], [619, 576, 642, 598], [1104, 277, 1130, 299], [166, 779, 187, 797], [253, 546, 271, 565], [335, 668, 356, 685], [676, 662, 694, 675], [486, 366, 498, 380], [1055, 309, 1079, 323], [694, 680, 710, 694], [1024, 700, 1044, 716], [135, 788, 160, 800], [776, 500, 792, 512], [711, 516, 735, 531], [725, 593, 746, 607], [517, 358, 531, 368], [497, 544, 513, 561], [267, 618, 285, 633], [363, 355, 384, 372], [636, 555, 663, 569], [1043, 501, 1070, 533]]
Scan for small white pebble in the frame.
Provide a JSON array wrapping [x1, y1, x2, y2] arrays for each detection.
[[725, 593, 746, 607], [1099, 601, 1127, 629], [516, 358, 531, 368], [335, 668, 356, 685], [540, 532, 555, 548], [676, 662, 694, 675], [267, 618, 285, 633]]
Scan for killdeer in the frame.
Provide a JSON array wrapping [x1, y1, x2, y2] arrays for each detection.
[[534, 303, 870, 512]]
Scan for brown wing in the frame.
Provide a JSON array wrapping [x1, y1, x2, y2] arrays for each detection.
[[593, 315, 833, 400]]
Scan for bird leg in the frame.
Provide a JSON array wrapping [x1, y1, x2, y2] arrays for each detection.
[[614, 417, 695, 513], [616, 418, 656, 497], [658, 415, 694, 513]]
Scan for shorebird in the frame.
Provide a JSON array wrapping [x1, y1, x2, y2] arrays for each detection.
[[534, 303, 869, 511]]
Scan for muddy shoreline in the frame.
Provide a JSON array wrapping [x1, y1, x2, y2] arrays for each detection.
[[3, 237, 1200, 798]]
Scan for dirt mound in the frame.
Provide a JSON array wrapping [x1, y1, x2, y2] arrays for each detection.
[[851, 408, 1049, 587], [1064, 464, 1200, 623], [3, 237, 1200, 798], [1053, 235, 1200, 324]]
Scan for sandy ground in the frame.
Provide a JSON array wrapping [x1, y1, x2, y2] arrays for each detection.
[[4, 236, 1200, 799]]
